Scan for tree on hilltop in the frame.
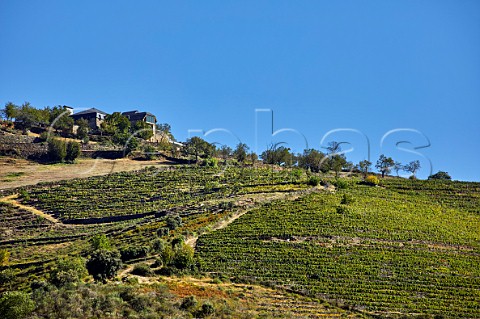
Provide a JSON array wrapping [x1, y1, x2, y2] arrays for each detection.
[[376, 154, 395, 178], [357, 160, 372, 178], [233, 143, 249, 163], [404, 160, 421, 178], [428, 171, 451, 180]]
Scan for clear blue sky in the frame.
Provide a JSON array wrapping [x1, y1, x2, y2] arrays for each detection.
[[1, 1, 479, 181]]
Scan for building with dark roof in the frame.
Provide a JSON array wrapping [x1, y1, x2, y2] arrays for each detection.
[[70, 108, 108, 131], [122, 110, 157, 140]]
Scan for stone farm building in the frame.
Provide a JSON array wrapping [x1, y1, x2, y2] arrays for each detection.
[[70, 108, 107, 132], [70, 108, 158, 142]]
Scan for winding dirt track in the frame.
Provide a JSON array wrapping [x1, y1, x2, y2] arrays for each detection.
[[0, 194, 61, 224]]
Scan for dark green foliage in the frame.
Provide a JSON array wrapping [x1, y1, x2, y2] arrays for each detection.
[[86, 250, 122, 282], [120, 246, 149, 262], [0, 291, 35, 319], [131, 263, 153, 276], [75, 118, 89, 140], [261, 145, 294, 166], [160, 245, 175, 266], [196, 302, 215, 317], [180, 295, 197, 310], [328, 154, 347, 177], [307, 176, 320, 186], [217, 145, 232, 163], [49, 105, 74, 134], [49, 257, 87, 287], [166, 214, 183, 230], [150, 239, 167, 253], [428, 171, 451, 180], [151, 258, 163, 269], [201, 157, 218, 167], [90, 234, 111, 251], [143, 145, 157, 160], [298, 149, 327, 173], [101, 112, 131, 135], [47, 138, 66, 162], [233, 143, 249, 163], [332, 179, 349, 189], [357, 160, 372, 177], [133, 120, 154, 140], [171, 244, 194, 270], [156, 227, 170, 237], [2, 102, 17, 121], [171, 236, 185, 249], [0, 268, 16, 287], [65, 141, 81, 162], [184, 136, 215, 161], [376, 154, 395, 178], [46, 137, 80, 163], [29, 283, 194, 318], [14, 102, 50, 130]]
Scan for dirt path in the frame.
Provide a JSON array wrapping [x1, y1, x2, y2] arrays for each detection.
[[0, 194, 61, 224]]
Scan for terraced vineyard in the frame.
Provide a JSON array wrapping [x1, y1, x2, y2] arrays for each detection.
[[22, 166, 305, 222], [2, 165, 479, 318], [0, 166, 307, 290], [196, 179, 480, 318]]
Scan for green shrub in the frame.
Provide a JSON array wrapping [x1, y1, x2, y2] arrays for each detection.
[[151, 258, 163, 269], [0, 268, 16, 287], [333, 179, 349, 189], [131, 263, 153, 276], [143, 145, 157, 160], [172, 243, 194, 270], [47, 138, 66, 162], [196, 302, 215, 318], [291, 169, 303, 181], [0, 291, 35, 319], [39, 131, 50, 141], [151, 239, 167, 253], [428, 171, 451, 180], [166, 214, 183, 230], [49, 257, 87, 287], [90, 234, 111, 251], [160, 245, 175, 266], [307, 176, 320, 186], [120, 246, 149, 262], [65, 141, 81, 162], [180, 295, 198, 310], [202, 157, 218, 167], [156, 227, 170, 237], [86, 249, 123, 282], [171, 236, 185, 249]]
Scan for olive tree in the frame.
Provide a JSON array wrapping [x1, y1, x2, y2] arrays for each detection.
[[375, 154, 395, 178]]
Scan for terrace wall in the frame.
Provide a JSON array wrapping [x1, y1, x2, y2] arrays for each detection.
[[0, 133, 47, 158]]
